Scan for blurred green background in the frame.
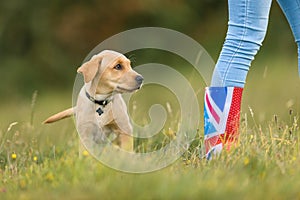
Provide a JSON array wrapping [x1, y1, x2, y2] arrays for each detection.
[[0, 0, 299, 124]]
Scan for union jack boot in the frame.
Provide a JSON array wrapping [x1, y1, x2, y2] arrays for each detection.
[[204, 87, 243, 159]]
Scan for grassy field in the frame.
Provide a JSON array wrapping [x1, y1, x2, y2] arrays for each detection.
[[0, 56, 300, 199]]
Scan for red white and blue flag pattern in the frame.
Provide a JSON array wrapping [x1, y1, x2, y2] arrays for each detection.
[[204, 87, 243, 159]]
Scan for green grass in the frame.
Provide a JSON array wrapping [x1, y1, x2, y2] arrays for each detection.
[[0, 57, 300, 199], [1, 108, 299, 200]]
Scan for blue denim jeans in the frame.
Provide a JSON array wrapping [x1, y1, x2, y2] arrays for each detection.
[[211, 0, 300, 87]]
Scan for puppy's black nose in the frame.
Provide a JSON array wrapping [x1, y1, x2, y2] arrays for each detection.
[[135, 75, 144, 85]]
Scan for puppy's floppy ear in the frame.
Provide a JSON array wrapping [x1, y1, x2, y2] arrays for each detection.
[[77, 55, 103, 83]]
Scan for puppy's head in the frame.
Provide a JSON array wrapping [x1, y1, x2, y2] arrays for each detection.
[[77, 50, 143, 94]]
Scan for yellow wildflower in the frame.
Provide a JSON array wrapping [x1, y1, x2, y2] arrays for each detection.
[[244, 157, 250, 166], [82, 150, 89, 157], [45, 172, 54, 182], [11, 153, 17, 160]]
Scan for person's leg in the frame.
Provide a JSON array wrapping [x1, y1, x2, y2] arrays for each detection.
[[211, 0, 272, 87], [276, 0, 300, 76], [204, 0, 272, 159]]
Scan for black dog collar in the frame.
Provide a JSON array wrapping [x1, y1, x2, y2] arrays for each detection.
[[85, 91, 111, 116], [85, 91, 111, 106]]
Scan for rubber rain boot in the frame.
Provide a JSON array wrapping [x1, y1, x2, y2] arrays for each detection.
[[204, 87, 243, 159]]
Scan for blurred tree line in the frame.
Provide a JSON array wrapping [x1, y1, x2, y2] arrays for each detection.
[[0, 0, 296, 99]]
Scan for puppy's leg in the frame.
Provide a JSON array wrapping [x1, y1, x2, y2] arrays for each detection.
[[111, 95, 134, 151], [117, 133, 133, 151]]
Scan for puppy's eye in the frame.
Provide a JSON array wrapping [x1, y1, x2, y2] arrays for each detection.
[[114, 64, 122, 70]]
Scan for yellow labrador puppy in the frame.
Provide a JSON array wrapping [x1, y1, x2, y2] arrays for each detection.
[[44, 50, 143, 151]]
